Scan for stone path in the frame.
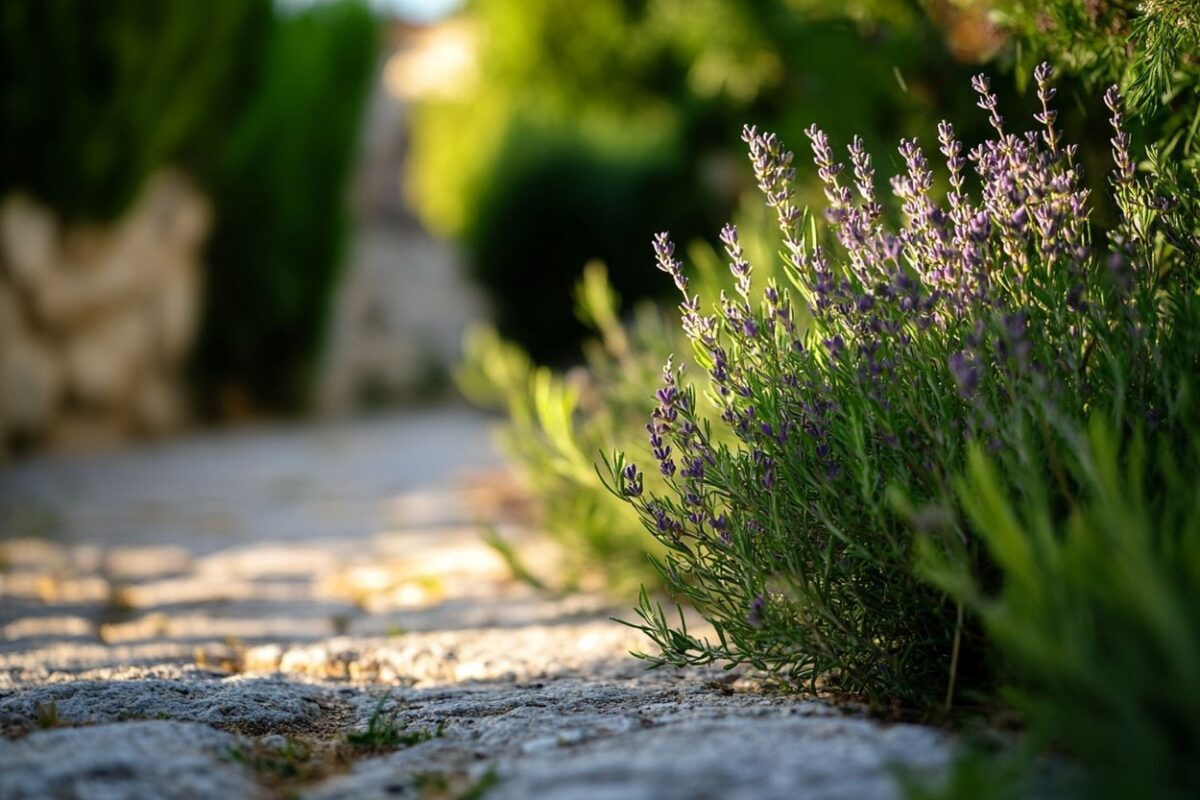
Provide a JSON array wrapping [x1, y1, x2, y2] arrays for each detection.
[[0, 408, 952, 799]]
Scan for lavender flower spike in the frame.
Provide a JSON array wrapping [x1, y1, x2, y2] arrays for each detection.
[[721, 223, 753, 298], [743, 124, 803, 247], [1104, 86, 1135, 185], [653, 231, 689, 296], [621, 462, 644, 497], [1033, 62, 1059, 153], [971, 73, 1004, 133]]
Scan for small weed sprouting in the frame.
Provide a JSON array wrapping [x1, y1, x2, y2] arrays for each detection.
[[412, 766, 501, 800], [34, 701, 58, 729], [346, 693, 444, 751], [606, 63, 1199, 711], [415, 773, 453, 795], [457, 767, 501, 800], [225, 737, 314, 781]]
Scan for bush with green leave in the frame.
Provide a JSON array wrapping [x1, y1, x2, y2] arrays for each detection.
[[995, 0, 1200, 119], [458, 263, 675, 592]]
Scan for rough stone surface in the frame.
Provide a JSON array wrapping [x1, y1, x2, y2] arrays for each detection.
[[306, 677, 948, 800], [488, 715, 945, 800], [0, 677, 331, 736], [0, 325, 61, 433], [0, 721, 262, 800], [0, 195, 56, 288], [0, 412, 957, 798]]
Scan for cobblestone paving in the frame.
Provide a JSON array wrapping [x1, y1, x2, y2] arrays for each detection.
[[0, 409, 952, 799]]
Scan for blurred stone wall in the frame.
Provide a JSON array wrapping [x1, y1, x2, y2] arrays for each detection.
[[0, 171, 208, 455]]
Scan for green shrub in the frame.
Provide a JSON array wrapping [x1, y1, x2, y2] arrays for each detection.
[[464, 122, 716, 363], [995, 1, 1200, 116], [993, 1, 1199, 211], [194, 1, 378, 412], [458, 264, 676, 591], [0, 0, 269, 221], [926, 423, 1200, 799], [605, 66, 1197, 710]]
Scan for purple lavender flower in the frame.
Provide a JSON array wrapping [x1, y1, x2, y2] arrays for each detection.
[[647, 420, 675, 477], [721, 223, 754, 298], [971, 73, 1004, 133], [1033, 62, 1060, 152], [806, 125, 854, 222], [621, 463, 644, 497], [649, 501, 683, 537], [937, 121, 963, 173], [949, 351, 981, 398], [656, 385, 679, 420], [711, 514, 731, 545], [1104, 86, 1135, 185], [848, 135, 879, 212], [653, 232, 689, 295], [747, 595, 766, 628], [743, 125, 802, 243]]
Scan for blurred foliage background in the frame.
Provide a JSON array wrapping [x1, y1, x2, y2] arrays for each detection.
[[4, 0, 1195, 425], [406, 0, 995, 361], [409, 0, 1200, 364]]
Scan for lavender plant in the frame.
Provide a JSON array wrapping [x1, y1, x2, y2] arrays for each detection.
[[607, 64, 1199, 710]]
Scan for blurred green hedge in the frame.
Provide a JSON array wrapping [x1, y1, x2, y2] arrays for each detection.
[[465, 120, 716, 357], [407, 0, 987, 360], [0, 0, 270, 222], [195, 2, 378, 413]]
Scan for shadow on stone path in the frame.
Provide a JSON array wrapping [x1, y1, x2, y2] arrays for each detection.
[[0, 408, 951, 799]]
